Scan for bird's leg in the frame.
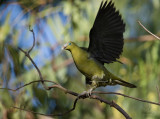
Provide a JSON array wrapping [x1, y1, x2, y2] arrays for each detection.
[[78, 86, 96, 98], [87, 85, 97, 97], [78, 81, 97, 98], [77, 91, 88, 98]]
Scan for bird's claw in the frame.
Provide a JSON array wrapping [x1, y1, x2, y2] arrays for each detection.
[[87, 88, 93, 97], [78, 89, 93, 99], [77, 91, 87, 99]]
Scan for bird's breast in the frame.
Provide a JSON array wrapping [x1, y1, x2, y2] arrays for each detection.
[[71, 48, 104, 79]]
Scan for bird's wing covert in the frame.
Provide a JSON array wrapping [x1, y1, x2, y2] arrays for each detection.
[[88, 0, 125, 64]]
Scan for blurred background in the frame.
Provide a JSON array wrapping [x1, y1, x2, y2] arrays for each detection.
[[0, 0, 160, 119]]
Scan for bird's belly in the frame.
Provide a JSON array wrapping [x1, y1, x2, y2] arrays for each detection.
[[75, 59, 104, 78]]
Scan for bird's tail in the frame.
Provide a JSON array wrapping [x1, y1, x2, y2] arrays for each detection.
[[114, 79, 136, 88]]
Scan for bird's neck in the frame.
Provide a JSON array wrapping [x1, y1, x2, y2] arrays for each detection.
[[70, 45, 87, 65], [70, 45, 82, 58]]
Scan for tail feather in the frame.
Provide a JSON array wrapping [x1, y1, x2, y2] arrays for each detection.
[[114, 79, 136, 88]]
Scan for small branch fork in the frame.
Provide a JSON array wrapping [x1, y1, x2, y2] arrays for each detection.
[[18, 26, 49, 90], [1, 27, 160, 119], [1, 80, 160, 119]]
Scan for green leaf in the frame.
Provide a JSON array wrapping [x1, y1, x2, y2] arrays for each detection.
[[7, 45, 22, 76], [33, 86, 48, 105], [0, 90, 13, 108], [0, 13, 10, 43]]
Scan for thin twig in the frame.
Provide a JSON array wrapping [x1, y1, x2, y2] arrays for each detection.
[[28, 26, 35, 53], [2, 79, 160, 106], [18, 47, 46, 86], [91, 95, 132, 119], [8, 81, 160, 119], [47, 85, 160, 106], [1, 70, 159, 119], [138, 21, 160, 40], [93, 91, 160, 106], [0, 80, 57, 91], [18, 28, 50, 89], [18, 47, 44, 83], [12, 97, 79, 117], [12, 88, 131, 119]]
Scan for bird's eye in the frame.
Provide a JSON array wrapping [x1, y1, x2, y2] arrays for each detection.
[[69, 42, 72, 45]]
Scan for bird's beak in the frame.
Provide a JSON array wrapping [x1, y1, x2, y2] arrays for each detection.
[[62, 43, 68, 50]]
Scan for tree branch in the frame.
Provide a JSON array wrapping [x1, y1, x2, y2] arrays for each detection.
[[1, 27, 160, 119], [2, 80, 160, 106], [91, 95, 132, 119], [18, 28, 50, 90], [28, 26, 35, 53], [138, 21, 160, 40], [1, 78, 159, 119], [12, 97, 79, 116], [0, 80, 57, 91], [11, 82, 132, 119], [93, 91, 160, 106]]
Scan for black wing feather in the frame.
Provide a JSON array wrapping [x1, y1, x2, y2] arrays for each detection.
[[88, 0, 125, 64]]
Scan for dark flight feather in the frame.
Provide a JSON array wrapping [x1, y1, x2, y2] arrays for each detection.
[[87, 0, 125, 64]]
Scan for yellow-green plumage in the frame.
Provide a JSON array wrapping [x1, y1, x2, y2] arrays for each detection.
[[63, 0, 136, 94], [64, 42, 136, 89]]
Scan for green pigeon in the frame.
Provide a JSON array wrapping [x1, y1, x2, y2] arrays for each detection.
[[62, 0, 136, 96]]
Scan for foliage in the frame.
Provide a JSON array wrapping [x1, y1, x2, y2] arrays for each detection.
[[0, 0, 160, 119]]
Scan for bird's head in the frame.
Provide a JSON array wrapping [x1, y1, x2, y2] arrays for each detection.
[[62, 41, 75, 51]]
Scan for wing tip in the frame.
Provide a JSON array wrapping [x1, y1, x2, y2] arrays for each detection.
[[89, 0, 126, 64]]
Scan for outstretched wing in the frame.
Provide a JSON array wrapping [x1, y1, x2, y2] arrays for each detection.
[[88, 0, 125, 64]]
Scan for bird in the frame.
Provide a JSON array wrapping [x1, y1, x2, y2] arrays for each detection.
[[62, 0, 136, 96]]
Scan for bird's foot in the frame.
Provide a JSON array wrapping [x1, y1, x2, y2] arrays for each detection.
[[78, 89, 93, 99], [77, 91, 87, 99]]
